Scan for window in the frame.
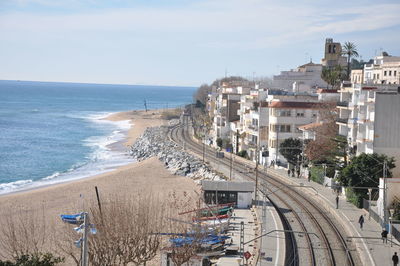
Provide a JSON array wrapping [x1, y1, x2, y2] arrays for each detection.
[[277, 109, 291, 117], [377, 74, 380, 79], [394, 71, 397, 76], [270, 124, 291, 133], [279, 125, 291, 132], [384, 71, 387, 76], [389, 71, 392, 76], [296, 111, 304, 117], [373, 74, 376, 79], [269, 139, 276, 148]]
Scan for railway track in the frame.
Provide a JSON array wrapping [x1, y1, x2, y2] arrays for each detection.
[[167, 116, 358, 266]]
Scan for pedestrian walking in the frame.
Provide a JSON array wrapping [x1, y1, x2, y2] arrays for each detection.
[[393, 252, 399, 266], [382, 229, 389, 243], [358, 215, 365, 230], [287, 168, 291, 177], [296, 168, 300, 178], [307, 171, 311, 182], [335, 195, 339, 209]]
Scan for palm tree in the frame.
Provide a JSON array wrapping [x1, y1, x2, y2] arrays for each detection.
[[342, 42, 359, 80]]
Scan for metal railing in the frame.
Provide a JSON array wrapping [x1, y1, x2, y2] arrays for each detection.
[[391, 225, 400, 242], [337, 101, 349, 107]]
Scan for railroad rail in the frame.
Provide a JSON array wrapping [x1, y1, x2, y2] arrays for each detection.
[[167, 116, 358, 266]]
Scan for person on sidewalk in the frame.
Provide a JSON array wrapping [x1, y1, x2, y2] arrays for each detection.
[[392, 252, 399, 266], [358, 215, 365, 230], [287, 168, 291, 177], [382, 229, 389, 243], [335, 195, 339, 209]]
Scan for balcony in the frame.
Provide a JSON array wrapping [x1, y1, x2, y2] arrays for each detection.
[[248, 125, 259, 131], [336, 118, 348, 124], [337, 101, 349, 108]]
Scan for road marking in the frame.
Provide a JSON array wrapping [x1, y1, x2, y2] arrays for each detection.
[[268, 202, 280, 266]]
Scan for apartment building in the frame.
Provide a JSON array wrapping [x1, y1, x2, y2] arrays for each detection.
[[363, 53, 400, 85], [267, 94, 320, 166], [272, 61, 328, 92], [336, 83, 400, 176], [211, 83, 251, 146]]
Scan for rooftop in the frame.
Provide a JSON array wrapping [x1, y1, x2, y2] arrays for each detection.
[[201, 180, 254, 192]]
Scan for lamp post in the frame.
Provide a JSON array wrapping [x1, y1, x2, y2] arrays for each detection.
[[389, 208, 395, 247], [368, 188, 372, 221]]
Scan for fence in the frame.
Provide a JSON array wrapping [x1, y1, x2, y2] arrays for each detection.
[[391, 225, 400, 243], [363, 198, 384, 227]]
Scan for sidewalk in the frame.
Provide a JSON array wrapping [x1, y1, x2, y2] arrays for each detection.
[[266, 166, 400, 266]]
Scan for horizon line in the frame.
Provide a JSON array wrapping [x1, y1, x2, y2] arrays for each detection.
[[0, 79, 198, 88]]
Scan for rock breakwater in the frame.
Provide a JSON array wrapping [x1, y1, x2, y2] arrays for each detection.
[[129, 122, 224, 182]]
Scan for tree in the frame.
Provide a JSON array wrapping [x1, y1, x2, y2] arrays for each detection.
[[321, 65, 346, 89], [0, 207, 54, 261], [279, 138, 302, 167], [338, 153, 395, 206], [342, 42, 359, 80], [193, 84, 212, 107], [304, 102, 339, 162], [58, 195, 165, 266], [338, 153, 395, 189]]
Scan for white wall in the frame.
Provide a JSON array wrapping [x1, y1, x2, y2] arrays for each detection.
[[237, 192, 252, 209]]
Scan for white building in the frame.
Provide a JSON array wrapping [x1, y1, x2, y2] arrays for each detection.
[[272, 62, 328, 92], [363, 53, 400, 85], [267, 94, 321, 166], [212, 83, 251, 147], [337, 83, 400, 177]]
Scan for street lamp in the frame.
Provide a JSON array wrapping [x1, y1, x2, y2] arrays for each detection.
[[389, 208, 395, 247]]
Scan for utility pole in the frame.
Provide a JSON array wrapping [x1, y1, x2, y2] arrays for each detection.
[[229, 150, 233, 181], [383, 160, 388, 229], [202, 137, 205, 162], [81, 212, 89, 266], [368, 188, 372, 221], [255, 142, 259, 206], [275, 126, 279, 164]]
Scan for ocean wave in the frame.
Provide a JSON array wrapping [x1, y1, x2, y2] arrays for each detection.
[[0, 179, 33, 193], [42, 171, 61, 180], [0, 111, 134, 195]]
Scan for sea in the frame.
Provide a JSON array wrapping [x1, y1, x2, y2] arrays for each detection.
[[0, 80, 196, 195]]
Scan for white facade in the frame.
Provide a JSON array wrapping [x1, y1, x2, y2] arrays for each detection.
[[377, 178, 400, 224], [212, 85, 251, 147], [337, 83, 400, 177], [272, 62, 328, 92], [363, 54, 400, 85], [266, 94, 320, 166]]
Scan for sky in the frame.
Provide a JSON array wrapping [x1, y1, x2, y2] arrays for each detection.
[[1, 0, 400, 86]]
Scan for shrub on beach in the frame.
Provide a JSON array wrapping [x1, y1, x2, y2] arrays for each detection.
[[161, 108, 181, 120]]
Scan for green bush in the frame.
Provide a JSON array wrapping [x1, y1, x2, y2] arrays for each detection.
[[237, 150, 248, 159], [310, 166, 324, 184], [216, 138, 223, 148], [345, 188, 364, 208], [0, 253, 64, 266]]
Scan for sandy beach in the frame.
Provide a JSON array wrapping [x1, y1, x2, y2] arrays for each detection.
[[0, 109, 199, 264]]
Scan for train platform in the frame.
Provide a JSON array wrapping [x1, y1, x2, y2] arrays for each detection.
[[267, 166, 400, 266]]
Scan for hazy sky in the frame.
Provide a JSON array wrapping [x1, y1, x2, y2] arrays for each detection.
[[1, 0, 399, 86]]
